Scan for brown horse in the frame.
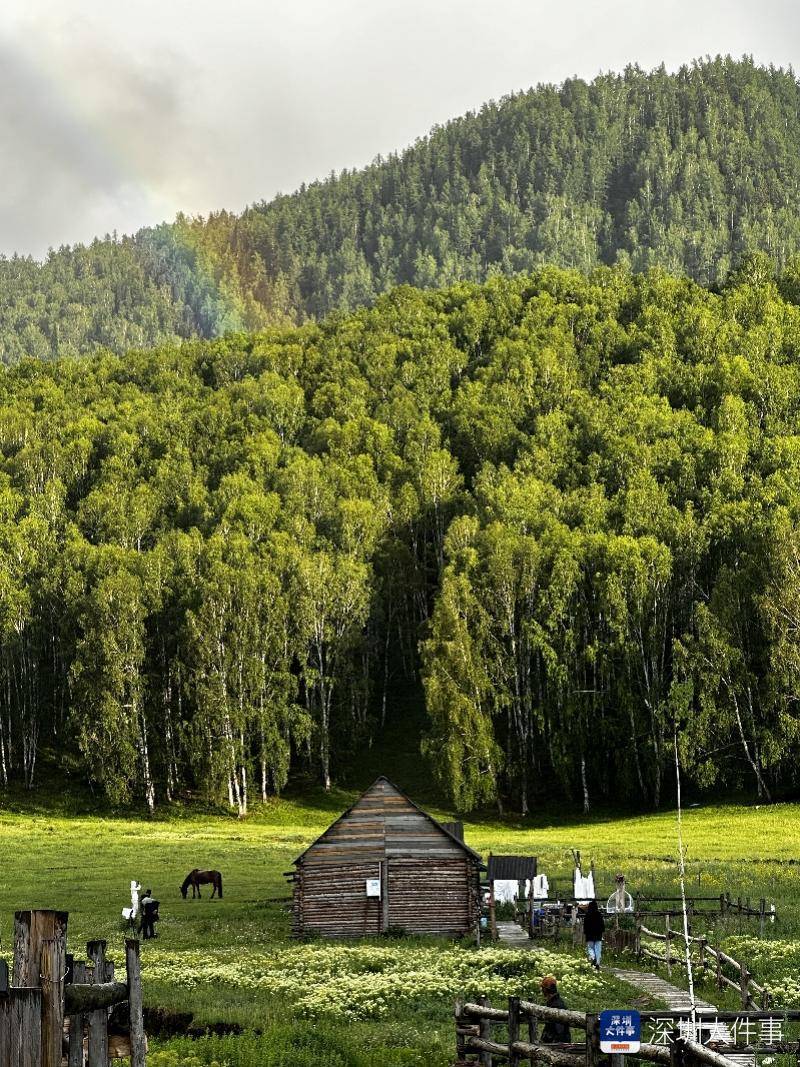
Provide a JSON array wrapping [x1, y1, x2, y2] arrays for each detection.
[[181, 869, 223, 899]]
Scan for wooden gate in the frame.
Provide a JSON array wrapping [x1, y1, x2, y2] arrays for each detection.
[[0, 909, 146, 1067]]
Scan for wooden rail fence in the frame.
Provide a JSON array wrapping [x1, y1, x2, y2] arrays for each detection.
[[527, 895, 773, 942], [0, 909, 146, 1067], [454, 1000, 793, 1067], [637, 922, 769, 1010]]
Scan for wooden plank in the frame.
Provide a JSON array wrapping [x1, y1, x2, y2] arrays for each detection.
[[9, 987, 42, 1067], [86, 942, 108, 1067], [0, 992, 11, 1067], [40, 936, 66, 1067], [125, 940, 146, 1067], [67, 961, 87, 1067]]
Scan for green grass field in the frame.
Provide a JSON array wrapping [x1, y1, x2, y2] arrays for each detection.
[[1, 788, 799, 1066]]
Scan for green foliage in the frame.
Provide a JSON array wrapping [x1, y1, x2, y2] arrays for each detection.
[[1, 263, 800, 812], [4, 59, 800, 362]]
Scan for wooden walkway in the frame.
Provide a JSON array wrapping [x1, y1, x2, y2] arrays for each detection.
[[609, 968, 719, 1013], [496, 921, 536, 947]]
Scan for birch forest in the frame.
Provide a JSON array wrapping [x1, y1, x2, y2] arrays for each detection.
[[1, 258, 800, 813]]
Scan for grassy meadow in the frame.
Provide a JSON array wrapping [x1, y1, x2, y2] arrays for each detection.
[[1, 788, 799, 1065]]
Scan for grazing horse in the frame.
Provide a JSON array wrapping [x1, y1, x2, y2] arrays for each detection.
[[181, 869, 223, 899]]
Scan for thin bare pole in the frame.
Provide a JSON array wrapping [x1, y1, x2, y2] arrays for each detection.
[[674, 729, 697, 1030]]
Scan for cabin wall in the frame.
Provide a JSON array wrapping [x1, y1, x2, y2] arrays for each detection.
[[293, 861, 382, 938], [294, 856, 480, 938], [386, 857, 477, 935]]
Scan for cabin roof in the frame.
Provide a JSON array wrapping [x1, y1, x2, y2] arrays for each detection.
[[486, 854, 538, 881], [292, 776, 484, 867]]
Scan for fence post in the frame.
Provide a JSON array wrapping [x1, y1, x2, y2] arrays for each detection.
[[635, 924, 642, 959], [698, 938, 707, 975], [86, 941, 108, 1067], [477, 995, 492, 1067], [41, 936, 66, 1067], [508, 996, 521, 1067], [527, 1001, 538, 1053], [68, 961, 87, 1067], [125, 939, 146, 1067], [716, 947, 722, 992], [9, 987, 43, 1067], [739, 960, 749, 1010], [665, 913, 672, 977], [759, 899, 766, 939], [586, 1013, 599, 1067], [454, 999, 466, 1063], [12, 910, 69, 988], [0, 988, 10, 1067]]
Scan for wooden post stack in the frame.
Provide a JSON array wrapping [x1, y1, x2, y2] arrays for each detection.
[[0, 908, 147, 1065]]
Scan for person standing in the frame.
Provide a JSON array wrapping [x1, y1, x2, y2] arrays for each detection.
[[140, 888, 159, 940], [539, 976, 571, 1043], [583, 899, 605, 970]]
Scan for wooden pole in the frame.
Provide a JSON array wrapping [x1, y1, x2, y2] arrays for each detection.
[[86, 942, 108, 1067], [585, 1014, 599, 1067], [528, 1003, 538, 1045], [739, 960, 749, 1010], [10, 986, 43, 1067], [455, 999, 466, 1063], [68, 961, 87, 1067], [759, 899, 766, 939], [478, 995, 492, 1067], [508, 996, 521, 1067], [40, 937, 66, 1067], [125, 939, 146, 1067], [489, 883, 497, 941], [665, 913, 672, 977], [12, 911, 68, 988], [0, 989, 11, 1067]]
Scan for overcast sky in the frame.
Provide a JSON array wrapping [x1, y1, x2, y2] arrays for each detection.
[[1, 0, 798, 258]]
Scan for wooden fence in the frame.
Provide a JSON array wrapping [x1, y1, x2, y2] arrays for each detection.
[[633, 896, 773, 930], [527, 896, 773, 941], [454, 1000, 794, 1067], [637, 922, 769, 1010], [0, 909, 146, 1066]]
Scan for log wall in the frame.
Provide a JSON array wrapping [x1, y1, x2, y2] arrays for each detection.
[[293, 777, 482, 938]]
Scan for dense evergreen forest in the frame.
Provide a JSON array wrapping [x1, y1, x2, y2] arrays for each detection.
[[1, 256, 799, 813], [3, 56, 800, 363]]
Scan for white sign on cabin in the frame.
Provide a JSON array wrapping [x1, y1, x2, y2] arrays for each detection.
[[366, 878, 381, 897]]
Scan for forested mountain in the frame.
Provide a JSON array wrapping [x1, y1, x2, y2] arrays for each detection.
[[1, 256, 800, 814], [3, 56, 800, 363]]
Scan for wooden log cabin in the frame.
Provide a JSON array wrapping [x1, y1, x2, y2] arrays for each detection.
[[288, 777, 484, 938]]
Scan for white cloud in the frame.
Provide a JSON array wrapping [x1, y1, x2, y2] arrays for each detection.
[[0, 0, 797, 257]]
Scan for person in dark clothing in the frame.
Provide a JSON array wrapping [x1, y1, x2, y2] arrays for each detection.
[[583, 899, 605, 970], [540, 976, 571, 1043], [140, 888, 160, 940]]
